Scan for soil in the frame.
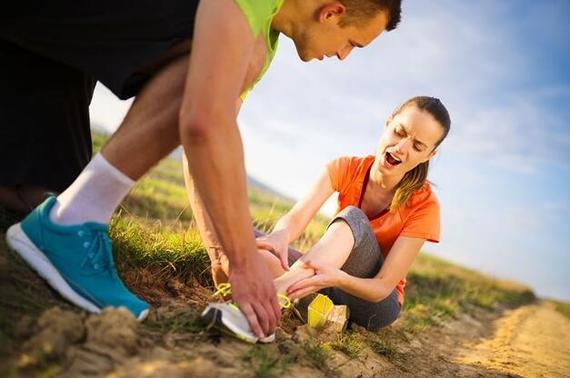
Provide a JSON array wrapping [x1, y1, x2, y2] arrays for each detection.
[[5, 298, 570, 377], [2, 243, 569, 377]]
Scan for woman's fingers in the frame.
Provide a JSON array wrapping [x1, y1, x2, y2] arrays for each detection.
[[279, 250, 290, 271], [288, 275, 318, 294], [255, 239, 275, 252], [289, 286, 318, 300]]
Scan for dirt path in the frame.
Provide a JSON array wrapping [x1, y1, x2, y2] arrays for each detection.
[[455, 301, 570, 377]]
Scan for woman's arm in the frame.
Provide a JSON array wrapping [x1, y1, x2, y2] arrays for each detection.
[[257, 168, 335, 269], [276, 168, 334, 240], [287, 236, 425, 302]]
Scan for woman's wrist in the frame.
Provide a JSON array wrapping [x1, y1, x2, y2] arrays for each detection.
[[334, 269, 351, 289]]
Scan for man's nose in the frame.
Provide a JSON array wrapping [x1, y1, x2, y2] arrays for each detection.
[[336, 45, 354, 61]]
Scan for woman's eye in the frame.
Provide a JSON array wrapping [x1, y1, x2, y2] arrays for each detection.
[[414, 145, 422, 152]]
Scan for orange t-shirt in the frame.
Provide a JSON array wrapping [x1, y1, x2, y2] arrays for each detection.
[[327, 156, 440, 304]]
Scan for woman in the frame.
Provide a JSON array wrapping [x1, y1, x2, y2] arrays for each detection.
[[200, 96, 451, 342]]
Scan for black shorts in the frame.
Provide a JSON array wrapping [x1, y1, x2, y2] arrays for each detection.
[[0, 0, 199, 190]]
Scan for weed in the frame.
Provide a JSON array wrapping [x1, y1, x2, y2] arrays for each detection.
[[241, 345, 294, 378], [552, 300, 570, 320], [368, 337, 401, 361], [303, 340, 330, 370], [329, 333, 364, 359]]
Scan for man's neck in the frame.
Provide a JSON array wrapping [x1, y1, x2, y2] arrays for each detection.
[[271, 0, 312, 38]]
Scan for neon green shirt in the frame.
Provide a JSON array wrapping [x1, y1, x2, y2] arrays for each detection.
[[234, 0, 284, 100]]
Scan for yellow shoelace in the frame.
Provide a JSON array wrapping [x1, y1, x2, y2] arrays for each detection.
[[214, 282, 291, 309]]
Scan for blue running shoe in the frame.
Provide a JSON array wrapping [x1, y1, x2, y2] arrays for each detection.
[[6, 196, 149, 320]]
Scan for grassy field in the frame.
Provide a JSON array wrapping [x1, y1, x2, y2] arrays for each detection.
[[0, 131, 538, 377]]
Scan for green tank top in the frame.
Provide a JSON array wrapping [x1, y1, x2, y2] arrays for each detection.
[[234, 0, 284, 100]]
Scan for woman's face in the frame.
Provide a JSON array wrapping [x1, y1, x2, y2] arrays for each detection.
[[376, 105, 444, 176]]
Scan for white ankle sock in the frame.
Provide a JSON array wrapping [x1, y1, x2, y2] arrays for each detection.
[[50, 153, 135, 225]]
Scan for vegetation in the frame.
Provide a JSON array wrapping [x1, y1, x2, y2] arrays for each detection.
[[552, 299, 570, 320], [0, 130, 546, 376]]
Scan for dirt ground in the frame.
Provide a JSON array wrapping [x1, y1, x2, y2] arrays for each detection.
[[2, 234, 569, 377], [5, 297, 570, 377], [455, 301, 570, 377]]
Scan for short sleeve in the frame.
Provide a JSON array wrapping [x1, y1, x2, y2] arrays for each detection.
[[326, 157, 352, 193], [399, 195, 440, 243]]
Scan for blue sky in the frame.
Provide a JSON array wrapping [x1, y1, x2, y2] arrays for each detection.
[[91, 1, 570, 300]]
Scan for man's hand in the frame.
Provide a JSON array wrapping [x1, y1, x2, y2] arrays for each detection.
[[256, 229, 290, 271], [286, 260, 345, 300], [229, 256, 281, 338]]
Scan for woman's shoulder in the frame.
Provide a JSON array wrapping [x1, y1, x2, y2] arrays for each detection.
[[406, 181, 439, 209], [328, 155, 374, 176], [330, 155, 374, 166]]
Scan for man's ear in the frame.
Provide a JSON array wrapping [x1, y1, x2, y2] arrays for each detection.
[[318, 2, 346, 23]]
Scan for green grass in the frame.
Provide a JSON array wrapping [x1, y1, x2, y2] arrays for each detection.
[[111, 217, 210, 281], [368, 335, 401, 361], [144, 307, 204, 334], [552, 300, 570, 320], [328, 333, 365, 359], [302, 340, 331, 370], [401, 253, 536, 333], [241, 344, 296, 378], [0, 129, 549, 374]]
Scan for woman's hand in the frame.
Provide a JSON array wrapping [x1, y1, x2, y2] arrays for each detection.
[[286, 260, 346, 300], [256, 229, 290, 271]]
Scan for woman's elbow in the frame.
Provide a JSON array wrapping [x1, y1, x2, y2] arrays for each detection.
[[371, 283, 394, 303]]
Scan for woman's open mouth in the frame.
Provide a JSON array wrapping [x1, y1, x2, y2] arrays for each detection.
[[384, 151, 402, 168]]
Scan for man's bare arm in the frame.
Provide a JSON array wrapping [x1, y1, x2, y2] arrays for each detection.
[[182, 99, 243, 286], [179, 0, 279, 338]]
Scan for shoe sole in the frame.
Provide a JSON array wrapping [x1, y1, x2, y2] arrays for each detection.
[[6, 223, 149, 322]]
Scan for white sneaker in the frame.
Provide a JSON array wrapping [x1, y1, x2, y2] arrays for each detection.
[[201, 283, 290, 344], [201, 302, 275, 344]]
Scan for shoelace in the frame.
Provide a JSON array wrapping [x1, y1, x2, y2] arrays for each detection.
[[79, 229, 117, 277], [214, 282, 291, 309]]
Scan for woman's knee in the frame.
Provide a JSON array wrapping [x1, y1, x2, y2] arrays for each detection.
[[330, 206, 376, 251], [327, 207, 382, 278]]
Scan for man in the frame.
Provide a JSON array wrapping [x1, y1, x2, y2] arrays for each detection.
[[3, 0, 402, 342]]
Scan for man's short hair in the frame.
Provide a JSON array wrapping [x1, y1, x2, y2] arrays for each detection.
[[340, 0, 402, 31]]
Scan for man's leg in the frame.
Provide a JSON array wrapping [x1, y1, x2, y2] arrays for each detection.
[[0, 38, 96, 214], [51, 56, 188, 225], [7, 56, 190, 320]]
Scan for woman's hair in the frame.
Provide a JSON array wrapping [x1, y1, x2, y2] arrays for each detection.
[[389, 96, 451, 211]]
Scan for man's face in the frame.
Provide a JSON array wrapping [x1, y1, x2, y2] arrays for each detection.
[[293, 5, 390, 62]]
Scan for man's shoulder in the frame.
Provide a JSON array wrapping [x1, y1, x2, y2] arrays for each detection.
[[234, 0, 283, 36]]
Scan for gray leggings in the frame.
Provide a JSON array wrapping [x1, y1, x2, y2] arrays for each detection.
[[287, 206, 401, 331]]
